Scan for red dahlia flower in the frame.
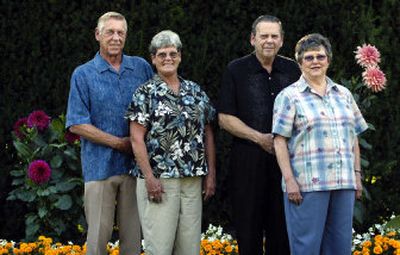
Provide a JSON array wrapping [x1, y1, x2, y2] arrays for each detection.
[[64, 130, 80, 144], [27, 110, 51, 131], [13, 117, 28, 139], [28, 160, 52, 184]]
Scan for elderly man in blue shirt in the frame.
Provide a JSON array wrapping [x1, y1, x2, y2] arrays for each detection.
[[66, 12, 153, 255]]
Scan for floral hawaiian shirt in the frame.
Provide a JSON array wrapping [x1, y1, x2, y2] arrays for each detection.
[[125, 74, 215, 178]]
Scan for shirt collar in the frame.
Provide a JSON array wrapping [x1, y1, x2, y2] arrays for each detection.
[[94, 52, 133, 73], [250, 53, 286, 74], [296, 75, 339, 93]]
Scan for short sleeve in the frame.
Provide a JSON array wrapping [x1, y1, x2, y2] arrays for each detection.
[[125, 85, 151, 127], [217, 67, 237, 115], [66, 69, 91, 129], [350, 94, 368, 135], [202, 91, 216, 124], [272, 90, 295, 138]]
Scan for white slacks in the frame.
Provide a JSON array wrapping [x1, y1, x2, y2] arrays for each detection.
[[137, 177, 202, 255]]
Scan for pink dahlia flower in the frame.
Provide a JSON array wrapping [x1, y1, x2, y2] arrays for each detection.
[[354, 44, 381, 68], [27, 110, 51, 131], [362, 67, 387, 93], [64, 130, 80, 144], [28, 160, 52, 184], [13, 117, 28, 139]]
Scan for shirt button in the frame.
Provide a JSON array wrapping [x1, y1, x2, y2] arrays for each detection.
[[271, 92, 275, 96], [269, 77, 272, 80]]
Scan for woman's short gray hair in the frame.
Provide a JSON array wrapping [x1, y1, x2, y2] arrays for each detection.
[[149, 30, 182, 55], [295, 33, 332, 64]]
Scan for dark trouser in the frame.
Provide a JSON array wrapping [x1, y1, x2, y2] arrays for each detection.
[[229, 142, 290, 255]]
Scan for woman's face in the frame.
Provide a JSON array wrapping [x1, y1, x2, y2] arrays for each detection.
[[300, 46, 329, 80], [151, 46, 181, 77]]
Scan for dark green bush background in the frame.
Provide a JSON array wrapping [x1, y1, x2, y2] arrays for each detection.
[[1, 0, 399, 240]]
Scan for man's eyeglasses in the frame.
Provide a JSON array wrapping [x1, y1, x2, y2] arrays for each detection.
[[156, 52, 179, 60], [303, 54, 327, 62], [103, 29, 126, 38]]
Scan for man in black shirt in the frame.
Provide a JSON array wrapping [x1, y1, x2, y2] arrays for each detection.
[[218, 15, 301, 255]]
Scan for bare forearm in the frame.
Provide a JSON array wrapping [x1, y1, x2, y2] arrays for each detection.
[[218, 113, 274, 154], [129, 122, 153, 178], [218, 113, 263, 143], [354, 137, 361, 170], [205, 124, 216, 177], [274, 135, 295, 182], [131, 139, 154, 178], [69, 124, 126, 150]]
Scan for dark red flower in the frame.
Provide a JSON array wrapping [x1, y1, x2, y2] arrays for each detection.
[[28, 160, 52, 184], [13, 117, 28, 139], [64, 130, 80, 144], [27, 110, 51, 132]]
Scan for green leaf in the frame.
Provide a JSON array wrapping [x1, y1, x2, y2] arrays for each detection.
[[367, 123, 376, 131], [55, 181, 79, 192], [12, 178, 25, 185], [26, 214, 38, 225], [25, 221, 40, 240], [38, 207, 48, 218], [359, 138, 372, 150], [13, 141, 32, 160], [37, 188, 50, 197], [17, 190, 37, 202], [361, 158, 369, 168], [50, 154, 63, 168], [49, 142, 67, 149], [51, 118, 65, 133], [54, 194, 73, 210], [386, 216, 400, 229], [64, 147, 78, 160], [10, 169, 25, 177]]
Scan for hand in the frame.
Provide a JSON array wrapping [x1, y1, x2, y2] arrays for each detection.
[[257, 133, 275, 154], [145, 175, 164, 203], [286, 177, 303, 205], [203, 174, 216, 201], [116, 137, 133, 155], [355, 173, 363, 200]]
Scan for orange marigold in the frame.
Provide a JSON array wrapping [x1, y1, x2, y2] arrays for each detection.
[[373, 245, 383, 254]]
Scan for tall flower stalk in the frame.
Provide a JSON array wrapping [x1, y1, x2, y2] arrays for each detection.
[[342, 44, 388, 226], [9, 111, 84, 242]]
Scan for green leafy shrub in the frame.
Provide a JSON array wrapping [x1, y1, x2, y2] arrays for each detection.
[[7, 111, 85, 242]]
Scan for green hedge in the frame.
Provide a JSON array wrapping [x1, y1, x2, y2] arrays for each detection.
[[1, 0, 399, 240]]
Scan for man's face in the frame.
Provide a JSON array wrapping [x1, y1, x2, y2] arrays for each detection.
[[95, 18, 126, 58], [250, 21, 283, 61]]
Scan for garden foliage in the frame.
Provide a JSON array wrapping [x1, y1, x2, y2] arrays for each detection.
[[7, 111, 84, 242]]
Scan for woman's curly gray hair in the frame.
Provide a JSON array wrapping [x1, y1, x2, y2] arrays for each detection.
[[149, 30, 182, 55]]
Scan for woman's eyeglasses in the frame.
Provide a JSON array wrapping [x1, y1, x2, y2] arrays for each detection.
[[155, 52, 179, 60], [303, 54, 327, 62]]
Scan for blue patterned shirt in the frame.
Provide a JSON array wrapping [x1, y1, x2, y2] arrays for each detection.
[[125, 74, 216, 178], [66, 52, 153, 182], [272, 76, 368, 192]]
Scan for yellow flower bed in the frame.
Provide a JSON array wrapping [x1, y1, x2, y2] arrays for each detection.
[[353, 232, 400, 255], [0, 233, 239, 255]]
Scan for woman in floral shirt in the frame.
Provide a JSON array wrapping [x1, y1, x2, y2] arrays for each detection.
[[125, 30, 216, 255]]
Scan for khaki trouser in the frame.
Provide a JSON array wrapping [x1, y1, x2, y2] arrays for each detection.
[[137, 177, 202, 255], [84, 174, 141, 255]]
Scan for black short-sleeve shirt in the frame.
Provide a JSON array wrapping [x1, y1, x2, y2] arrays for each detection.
[[218, 53, 301, 137]]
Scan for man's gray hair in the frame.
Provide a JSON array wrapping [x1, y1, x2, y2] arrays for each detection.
[[295, 33, 332, 64], [251, 15, 284, 36], [97, 11, 127, 34], [149, 30, 182, 55]]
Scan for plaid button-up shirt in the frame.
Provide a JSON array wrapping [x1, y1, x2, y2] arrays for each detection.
[[272, 76, 368, 192]]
